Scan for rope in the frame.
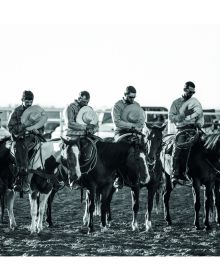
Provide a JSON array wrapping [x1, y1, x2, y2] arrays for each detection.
[[80, 136, 98, 174], [175, 129, 199, 149]]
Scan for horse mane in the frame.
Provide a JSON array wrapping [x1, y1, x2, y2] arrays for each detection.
[[203, 133, 220, 150]]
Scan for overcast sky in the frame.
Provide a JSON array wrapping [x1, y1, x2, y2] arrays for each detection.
[[0, 24, 220, 111]]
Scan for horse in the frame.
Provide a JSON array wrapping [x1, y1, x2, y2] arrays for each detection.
[[6, 136, 80, 233], [89, 125, 166, 232], [0, 136, 15, 224], [62, 133, 150, 233], [161, 130, 220, 230], [144, 123, 166, 231]]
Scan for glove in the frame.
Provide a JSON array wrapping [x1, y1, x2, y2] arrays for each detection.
[[86, 124, 96, 130], [178, 113, 185, 122], [184, 107, 194, 117], [130, 126, 138, 132]]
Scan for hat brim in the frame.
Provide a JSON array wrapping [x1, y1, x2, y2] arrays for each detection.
[[121, 104, 145, 124], [76, 106, 98, 125], [25, 115, 48, 130], [21, 105, 48, 130]]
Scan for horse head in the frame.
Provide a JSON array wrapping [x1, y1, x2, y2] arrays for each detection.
[[60, 136, 81, 187], [117, 132, 150, 185], [146, 123, 166, 167]]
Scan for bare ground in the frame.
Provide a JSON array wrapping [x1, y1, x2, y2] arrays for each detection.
[[1, 185, 220, 256]]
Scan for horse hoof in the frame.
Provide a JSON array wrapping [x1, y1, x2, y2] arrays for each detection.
[[87, 228, 94, 234], [195, 225, 201, 230], [165, 220, 172, 226], [101, 226, 108, 233], [205, 225, 212, 231], [145, 221, 152, 232]]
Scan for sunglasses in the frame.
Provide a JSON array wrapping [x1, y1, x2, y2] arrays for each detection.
[[127, 96, 136, 99]]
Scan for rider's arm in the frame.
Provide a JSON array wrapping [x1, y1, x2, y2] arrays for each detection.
[[112, 102, 134, 129], [169, 101, 185, 124], [8, 109, 26, 136], [65, 104, 87, 131]]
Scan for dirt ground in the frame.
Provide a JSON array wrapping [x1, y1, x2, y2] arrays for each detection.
[[1, 185, 220, 256]]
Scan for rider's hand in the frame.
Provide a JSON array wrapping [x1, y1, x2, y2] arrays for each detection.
[[130, 126, 138, 132], [31, 129, 40, 134], [86, 124, 96, 130], [184, 107, 194, 117], [178, 113, 185, 122]]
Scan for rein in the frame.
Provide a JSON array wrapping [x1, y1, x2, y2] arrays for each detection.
[[205, 159, 220, 176]]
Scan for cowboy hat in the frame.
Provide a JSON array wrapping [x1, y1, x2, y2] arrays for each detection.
[[21, 105, 48, 131], [76, 106, 98, 125], [121, 103, 145, 124]]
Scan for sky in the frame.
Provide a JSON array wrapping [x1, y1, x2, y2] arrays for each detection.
[[0, 23, 220, 111]]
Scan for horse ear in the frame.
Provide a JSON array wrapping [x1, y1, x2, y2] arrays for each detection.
[[146, 123, 153, 129], [160, 123, 167, 131], [61, 136, 70, 146]]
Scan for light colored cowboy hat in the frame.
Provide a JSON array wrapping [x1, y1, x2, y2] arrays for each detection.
[[21, 105, 48, 131], [76, 106, 98, 125], [121, 103, 146, 124]]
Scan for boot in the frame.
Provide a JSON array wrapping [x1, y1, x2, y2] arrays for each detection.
[[171, 146, 192, 187]]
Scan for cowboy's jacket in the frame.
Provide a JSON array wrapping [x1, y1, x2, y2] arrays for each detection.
[[112, 99, 145, 135], [169, 96, 204, 129], [64, 100, 87, 136], [8, 105, 26, 137]]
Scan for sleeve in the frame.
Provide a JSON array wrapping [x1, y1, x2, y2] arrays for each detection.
[[169, 101, 182, 124], [112, 102, 134, 130], [7, 110, 25, 136], [65, 105, 87, 131], [185, 101, 203, 121]]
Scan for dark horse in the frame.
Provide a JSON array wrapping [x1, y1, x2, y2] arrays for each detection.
[[161, 131, 220, 230], [144, 123, 166, 231], [62, 133, 150, 233], [0, 136, 15, 225]]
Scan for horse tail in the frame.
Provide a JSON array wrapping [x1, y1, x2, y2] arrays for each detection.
[[80, 188, 84, 204]]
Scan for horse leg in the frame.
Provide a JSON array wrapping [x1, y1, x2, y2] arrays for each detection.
[[6, 189, 17, 229], [131, 186, 140, 231], [214, 181, 220, 226], [29, 191, 38, 233], [192, 181, 201, 230], [106, 187, 116, 227], [204, 184, 213, 231], [46, 188, 56, 227], [37, 191, 52, 233], [87, 188, 95, 234], [145, 186, 155, 232], [163, 173, 172, 226], [83, 190, 89, 226], [100, 185, 112, 232], [94, 191, 101, 216]]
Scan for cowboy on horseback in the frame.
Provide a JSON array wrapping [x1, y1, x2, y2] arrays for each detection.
[[8, 90, 48, 192], [63, 91, 98, 189], [112, 85, 146, 188], [169, 81, 204, 186]]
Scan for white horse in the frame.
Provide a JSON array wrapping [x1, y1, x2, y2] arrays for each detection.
[[7, 138, 81, 233]]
